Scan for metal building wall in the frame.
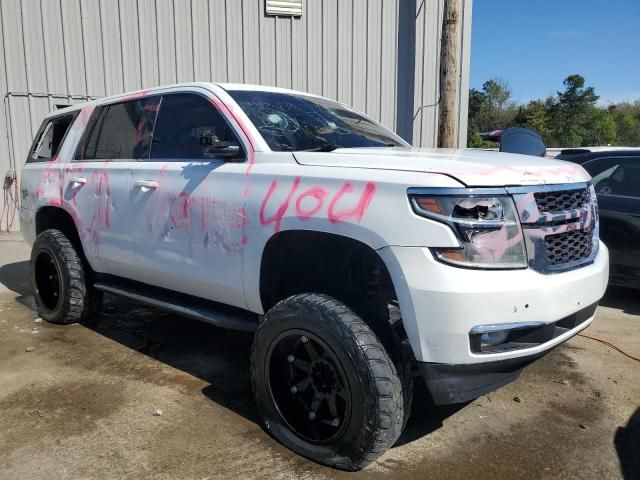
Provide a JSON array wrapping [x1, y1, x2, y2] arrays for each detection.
[[0, 0, 472, 229]]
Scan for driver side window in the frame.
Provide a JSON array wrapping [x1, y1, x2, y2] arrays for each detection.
[[150, 93, 241, 160]]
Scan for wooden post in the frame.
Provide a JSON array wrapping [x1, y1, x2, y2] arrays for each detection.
[[438, 0, 460, 148]]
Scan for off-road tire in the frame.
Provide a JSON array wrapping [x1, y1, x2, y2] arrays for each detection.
[[360, 302, 414, 432], [31, 229, 94, 324], [251, 293, 403, 470]]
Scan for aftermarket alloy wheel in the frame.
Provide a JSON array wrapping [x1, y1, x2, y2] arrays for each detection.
[[31, 229, 94, 324], [251, 294, 404, 470], [267, 329, 352, 444]]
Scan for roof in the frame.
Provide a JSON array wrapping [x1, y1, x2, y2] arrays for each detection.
[[45, 82, 329, 120], [559, 146, 640, 154], [556, 147, 640, 164]]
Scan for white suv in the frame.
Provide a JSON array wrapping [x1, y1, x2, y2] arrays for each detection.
[[19, 83, 609, 470]]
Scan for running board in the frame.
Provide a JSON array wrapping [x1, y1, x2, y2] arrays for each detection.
[[94, 279, 259, 332]]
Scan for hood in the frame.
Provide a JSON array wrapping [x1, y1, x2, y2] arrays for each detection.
[[293, 147, 591, 187]]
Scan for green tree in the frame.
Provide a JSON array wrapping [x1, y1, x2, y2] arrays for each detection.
[[551, 74, 600, 146], [467, 127, 485, 148], [483, 78, 512, 111], [581, 108, 617, 146], [479, 78, 517, 130], [609, 102, 640, 146], [466, 74, 639, 148], [514, 99, 552, 143]]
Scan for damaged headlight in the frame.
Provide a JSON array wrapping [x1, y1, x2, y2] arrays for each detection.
[[409, 188, 527, 269]]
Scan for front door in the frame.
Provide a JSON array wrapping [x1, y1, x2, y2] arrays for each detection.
[[587, 156, 640, 285], [129, 91, 248, 309]]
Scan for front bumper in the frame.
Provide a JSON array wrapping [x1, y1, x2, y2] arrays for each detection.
[[418, 353, 540, 405], [377, 241, 609, 364], [418, 301, 597, 405]]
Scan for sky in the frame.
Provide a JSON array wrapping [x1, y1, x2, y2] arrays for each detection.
[[470, 0, 640, 106]]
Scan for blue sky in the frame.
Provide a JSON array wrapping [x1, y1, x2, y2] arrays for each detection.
[[470, 0, 640, 105]]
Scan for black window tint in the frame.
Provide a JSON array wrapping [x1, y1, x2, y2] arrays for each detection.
[[228, 90, 403, 151], [150, 93, 240, 160], [29, 114, 74, 162], [586, 157, 640, 197], [82, 107, 108, 160], [81, 98, 159, 160], [582, 157, 621, 178]]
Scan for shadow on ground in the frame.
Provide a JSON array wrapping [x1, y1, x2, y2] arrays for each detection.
[[615, 407, 640, 479], [0, 260, 31, 296], [0, 258, 461, 448], [0, 260, 35, 310], [600, 286, 640, 316]]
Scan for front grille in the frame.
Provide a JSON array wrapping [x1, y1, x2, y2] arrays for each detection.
[[534, 187, 590, 212], [544, 229, 593, 266], [510, 183, 598, 273]]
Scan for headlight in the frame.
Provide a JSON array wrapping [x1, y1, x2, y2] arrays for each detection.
[[409, 188, 527, 269]]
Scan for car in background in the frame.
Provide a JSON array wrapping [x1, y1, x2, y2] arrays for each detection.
[[557, 148, 640, 288]]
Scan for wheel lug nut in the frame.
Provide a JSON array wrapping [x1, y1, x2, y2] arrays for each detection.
[[308, 411, 316, 420], [290, 385, 298, 394], [301, 335, 308, 343], [287, 354, 294, 363]]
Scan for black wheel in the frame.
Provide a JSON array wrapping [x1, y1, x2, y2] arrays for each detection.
[[31, 229, 95, 324], [251, 294, 403, 470]]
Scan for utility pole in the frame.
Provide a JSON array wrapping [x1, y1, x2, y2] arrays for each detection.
[[438, 0, 460, 148]]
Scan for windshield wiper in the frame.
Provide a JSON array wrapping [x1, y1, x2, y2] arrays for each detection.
[[300, 143, 338, 152], [298, 142, 399, 152]]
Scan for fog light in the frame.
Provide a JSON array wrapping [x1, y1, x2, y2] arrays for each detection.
[[479, 331, 509, 348], [470, 321, 548, 354]]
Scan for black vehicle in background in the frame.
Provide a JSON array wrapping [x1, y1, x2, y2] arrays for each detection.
[[557, 148, 640, 289]]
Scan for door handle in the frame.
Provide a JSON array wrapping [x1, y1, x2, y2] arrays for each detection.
[[134, 180, 159, 192], [69, 177, 87, 186]]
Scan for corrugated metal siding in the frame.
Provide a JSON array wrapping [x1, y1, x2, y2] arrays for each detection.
[[0, 0, 471, 230]]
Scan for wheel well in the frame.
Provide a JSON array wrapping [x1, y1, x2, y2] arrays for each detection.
[[259, 230, 413, 374], [260, 231, 397, 313], [35, 207, 86, 264]]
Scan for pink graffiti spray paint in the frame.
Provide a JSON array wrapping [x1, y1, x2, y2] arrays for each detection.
[[327, 182, 376, 224]]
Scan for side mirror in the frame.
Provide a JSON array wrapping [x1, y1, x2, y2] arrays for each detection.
[[199, 131, 243, 159]]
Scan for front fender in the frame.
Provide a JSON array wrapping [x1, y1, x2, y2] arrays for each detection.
[[241, 165, 463, 313]]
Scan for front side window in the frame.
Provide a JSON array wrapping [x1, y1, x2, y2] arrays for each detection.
[[29, 114, 75, 162], [585, 157, 640, 197], [80, 97, 160, 160], [150, 93, 241, 160], [228, 90, 404, 151]]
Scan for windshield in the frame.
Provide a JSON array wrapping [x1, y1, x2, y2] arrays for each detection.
[[228, 90, 405, 152]]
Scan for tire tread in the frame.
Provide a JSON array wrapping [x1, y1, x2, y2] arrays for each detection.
[[251, 293, 403, 470], [32, 229, 92, 324]]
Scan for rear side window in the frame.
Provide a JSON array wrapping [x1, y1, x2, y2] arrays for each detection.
[[29, 114, 75, 162], [150, 93, 241, 160], [79, 97, 160, 160]]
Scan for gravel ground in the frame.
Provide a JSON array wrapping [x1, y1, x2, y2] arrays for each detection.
[[0, 232, 638, 480]]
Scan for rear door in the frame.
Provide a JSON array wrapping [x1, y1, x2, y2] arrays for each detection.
[[584, 156, 640, 285], [129, 91, 248, 308], [68, 97, 159, 277]]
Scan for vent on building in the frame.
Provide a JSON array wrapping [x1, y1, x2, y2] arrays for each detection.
[[265, 0, 303, 16]]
